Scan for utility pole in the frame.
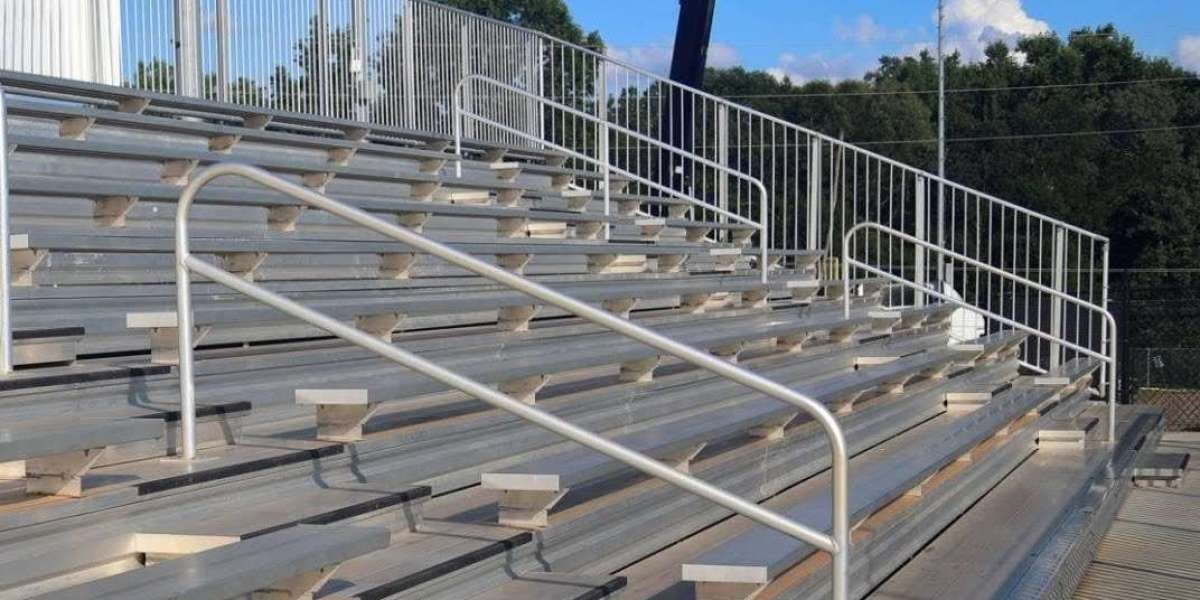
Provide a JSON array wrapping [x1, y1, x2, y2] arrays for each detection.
[[936, 0, 947, 285], [937, 1, 946, 183]]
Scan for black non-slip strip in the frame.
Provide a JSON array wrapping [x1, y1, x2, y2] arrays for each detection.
[[353, 532, 534, 600], [136, 444, 344, 495], [240, 485, 432, 540], [152, 401, 253, 422], [0, 364, 170, 391], [12, 326, 85, 340], [570, 576, 629, 600]]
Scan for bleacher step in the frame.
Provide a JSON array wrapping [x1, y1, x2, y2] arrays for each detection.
[[471, 572, 627, 600], [7, 327, 83, 368], [320, 520, 532, 600], [1133, 452, 1189, 487]]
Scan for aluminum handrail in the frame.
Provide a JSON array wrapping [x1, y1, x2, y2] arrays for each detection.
[[415, 0, 1108, 244], [174, 163, 849, 599], [0, 86, 12, 374], [451, 74, 772, 281], [843, 222, 1118, 442]]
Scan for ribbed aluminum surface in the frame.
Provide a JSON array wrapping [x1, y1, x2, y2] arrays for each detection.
[[1073, 433, 1200, 600]]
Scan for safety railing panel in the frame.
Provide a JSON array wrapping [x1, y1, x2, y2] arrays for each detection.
[[843, 222, 1117, 442], [455, 74, 769, 253], [405, 3, 1110, 335], [172, 163, 850, 599]]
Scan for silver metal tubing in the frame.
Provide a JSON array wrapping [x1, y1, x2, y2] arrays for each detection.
[[451, 75, 771, 282], [175, 164, 848, 596], [0, 87, 11, 375], [843, 222, 1118, 442]]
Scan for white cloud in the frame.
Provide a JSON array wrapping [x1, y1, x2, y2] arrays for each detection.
[[707, 42, 742, 69], [836, 14, 889, 44], [1177, 36, 1200, 72], [607, 44, 674, 75], [939, 0, 1051, 61], [767, 52, 864, 84], [607, 41, 741, 74]]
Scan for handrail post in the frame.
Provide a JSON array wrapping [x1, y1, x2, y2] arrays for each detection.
[[914, 176, 927, 307], [596, 62, 611, 240], [0, 87, 12, 375], [453, 90, 463, 178], [174, 186, 198, 461], [1050, 227, 1066, 371]]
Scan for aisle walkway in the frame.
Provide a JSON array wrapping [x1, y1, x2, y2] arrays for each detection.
[[1074, 432, 1200, 600]]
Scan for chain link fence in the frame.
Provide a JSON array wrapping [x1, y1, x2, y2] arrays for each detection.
[[1113, 274, 1200, 430]]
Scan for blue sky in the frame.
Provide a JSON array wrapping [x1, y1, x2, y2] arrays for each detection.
[[565, 0, 1200, 81]]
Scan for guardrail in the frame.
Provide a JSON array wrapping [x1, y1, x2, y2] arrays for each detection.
[[453, 74, 771, 278], [843, 222, 1117, 442], [173, 163, 851, 599], [406, 0, 1111, 384]]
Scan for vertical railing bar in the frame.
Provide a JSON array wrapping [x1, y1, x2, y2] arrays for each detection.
[[0, 86, 12, 375]]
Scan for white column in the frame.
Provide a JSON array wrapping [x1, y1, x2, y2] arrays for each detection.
[[0, 0, 122, 85]]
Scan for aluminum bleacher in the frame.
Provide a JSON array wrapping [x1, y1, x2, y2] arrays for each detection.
[[0, 8, 1164, 598]]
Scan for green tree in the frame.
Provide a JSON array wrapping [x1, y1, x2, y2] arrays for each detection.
[[703, 25, 1200, 282]]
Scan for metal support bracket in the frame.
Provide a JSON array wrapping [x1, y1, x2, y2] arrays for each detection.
[[657, 254, 688, 273], [1, 447, 106, 497], [10, 247, 46, 287], [296, 389, 379, 442], [411, 181, 441, 202], [601, 297, 638, 319], [619, 355, 660, 383], [208, 134, 241, 153], [397, 211, 431, 232], [161, 159, 199, 186], [574, 221, 604, 240], [498, 305, 540, 332], [217, 251, 269, 281], [328, 147, 359, 167], [266, 205, 305, 232], [589, 254, 647, 275], [93, 195, 139, 228], [685, 226, 713, 243], [497, 488, 569, 529], [145, 323, 212, 365], [748, 414, 798, 441], [498, 374, 550, 404], [492, 162, 522, 182], [354, 312, 406, 340], [496, 253, 533, 274], [58, 116, 96, 140], [379, 253, 420, 279]]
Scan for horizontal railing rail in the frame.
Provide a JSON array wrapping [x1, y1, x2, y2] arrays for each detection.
[[174, 163, 849, 599], [843, 222, 1117, 442], [453, 74, 771, 277]]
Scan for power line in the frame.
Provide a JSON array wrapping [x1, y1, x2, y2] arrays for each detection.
[[852, 124, 1200, 146], [716, 76, 1199, 99]]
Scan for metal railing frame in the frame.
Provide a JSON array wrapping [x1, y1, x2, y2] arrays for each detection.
[[412, 0, 1110, 238], [413, 0, 1111, 387], [174, 164, 850, 599], [0, 85, 12, 375], [451, 74, 772, 282], [843, 223, 1118, 442]]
